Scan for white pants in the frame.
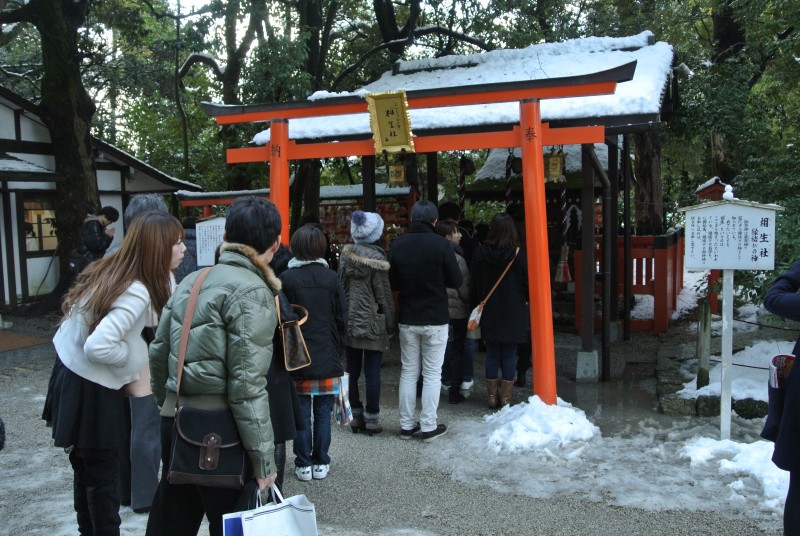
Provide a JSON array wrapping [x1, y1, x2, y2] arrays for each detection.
[[398, 324, 448, 433]]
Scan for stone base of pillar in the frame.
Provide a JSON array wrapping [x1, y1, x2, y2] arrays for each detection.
[[576, 350, 598, 382]]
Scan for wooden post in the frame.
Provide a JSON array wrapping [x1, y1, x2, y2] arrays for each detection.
[[426, 152, 438, 202], [269, 119, 290, 244], [519, 99, 557, 404], [362, 155, 376, 212], [580, 148, 595, 351], [696, 299, 711, 389]]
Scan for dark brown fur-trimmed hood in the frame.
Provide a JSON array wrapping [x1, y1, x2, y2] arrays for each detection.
[[219, 241, 282, 292], [340, 243, 390, 272]]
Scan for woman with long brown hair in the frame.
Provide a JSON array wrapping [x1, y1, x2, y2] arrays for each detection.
[[43, 211, 184, 535], [470, 212, 528, 409]]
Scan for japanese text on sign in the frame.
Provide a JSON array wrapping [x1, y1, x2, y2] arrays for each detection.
[[196, 217, 226, 267], [683, 203, 777, 270], [366, 91, 414, 154]]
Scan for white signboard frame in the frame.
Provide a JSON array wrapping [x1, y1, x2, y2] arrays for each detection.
[[196, 216, 225, 267], [682, 201, 778, 271], [679, 197, 782, 440]]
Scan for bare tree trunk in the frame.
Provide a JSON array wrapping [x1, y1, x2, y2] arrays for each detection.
[[289, 160, 321, 234], [35, 0, 98, 278]]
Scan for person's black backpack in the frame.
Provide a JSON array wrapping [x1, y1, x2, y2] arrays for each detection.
[[67, 249, 91, 274]]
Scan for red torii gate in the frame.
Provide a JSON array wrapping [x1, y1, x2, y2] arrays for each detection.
[[202, 61, 636, 404]]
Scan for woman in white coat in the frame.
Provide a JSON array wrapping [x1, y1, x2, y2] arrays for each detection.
[[42, 212, 184, 535]]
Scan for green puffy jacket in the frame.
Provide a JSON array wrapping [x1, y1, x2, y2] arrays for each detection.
[[150, 242, 280, 479]]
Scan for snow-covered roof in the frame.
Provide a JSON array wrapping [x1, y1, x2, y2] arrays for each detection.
[[0, 153, 64, 180], [475, 143, 612, 182], [93, 139, 201, 191], [176, 183, 410, 202], [246, 31, 673, 145], [0, 85, 200, 191]]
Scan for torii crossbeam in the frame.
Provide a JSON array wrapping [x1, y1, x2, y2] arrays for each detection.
[[202, 60, 636, 405]]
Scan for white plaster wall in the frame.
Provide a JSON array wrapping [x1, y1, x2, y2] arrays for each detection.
[[19, 112, 50, 143], [0, 105, 15, 139], [26, 256, 59, 296], [127, 172, 171, 192], [0, 198, 7, 304], [5, 181, 54, 191], [7, 192, 22, 300], [97, 168, 122, 191]]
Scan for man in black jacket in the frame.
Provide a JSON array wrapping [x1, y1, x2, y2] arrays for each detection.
[[389, 200, 463, 442], [78, 206, 119, 264]]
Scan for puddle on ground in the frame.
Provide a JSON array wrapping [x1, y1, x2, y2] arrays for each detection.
[[557, 376, 684, 437]]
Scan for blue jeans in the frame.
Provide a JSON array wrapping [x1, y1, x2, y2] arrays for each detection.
[[485, 341, 518, 381], [463, 338, 476, 382], [346, 347, 382, 416], [442, 318, 467, 392], [293, 394, 334, 468]]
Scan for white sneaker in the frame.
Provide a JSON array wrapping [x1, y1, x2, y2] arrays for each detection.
[[295, 466, 312, 482], [460, 379, 474, 390], [312, 464, 329, 480]]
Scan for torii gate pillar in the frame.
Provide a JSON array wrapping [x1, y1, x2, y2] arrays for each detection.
[[519, 99, 557, 404], [269, 119, 290, 242]]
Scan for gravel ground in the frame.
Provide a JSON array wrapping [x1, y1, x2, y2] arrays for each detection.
[[0, 313, 780, 535]]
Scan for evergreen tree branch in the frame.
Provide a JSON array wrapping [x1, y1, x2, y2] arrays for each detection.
[[178, 53, 225, 80], [330, 25, 491, 90]]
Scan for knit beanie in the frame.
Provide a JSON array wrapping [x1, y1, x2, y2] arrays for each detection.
[[351, 210, 384, 244]]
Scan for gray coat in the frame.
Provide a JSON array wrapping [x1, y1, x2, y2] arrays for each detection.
[[447, 252, 471, 320], [338, 244, 396, 351]]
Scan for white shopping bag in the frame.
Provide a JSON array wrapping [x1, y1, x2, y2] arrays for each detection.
[[333, 372, 353, 426], [240, 484, 318, 536]]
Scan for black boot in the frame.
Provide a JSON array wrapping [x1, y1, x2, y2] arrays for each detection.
[[273, 442, 286, 493], [448, 387, 465, 405], [70, 448, 121, 535]]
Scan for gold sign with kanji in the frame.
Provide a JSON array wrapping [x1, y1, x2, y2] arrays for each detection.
[[366, 91, 414, 154]]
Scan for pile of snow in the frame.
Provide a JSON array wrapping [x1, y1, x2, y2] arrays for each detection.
[[428, 397, 787, 524]]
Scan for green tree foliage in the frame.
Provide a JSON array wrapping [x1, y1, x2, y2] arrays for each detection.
[[4, 0, 800, 305]]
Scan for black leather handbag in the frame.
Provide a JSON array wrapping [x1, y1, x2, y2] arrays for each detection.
[[167, 267, 249, 489], [168, 406, 249, 489]]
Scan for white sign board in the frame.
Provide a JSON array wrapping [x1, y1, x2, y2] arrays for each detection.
[[679, 193, 782, 441], [682, 202, 778, 271], [196, 217, 225, 267]]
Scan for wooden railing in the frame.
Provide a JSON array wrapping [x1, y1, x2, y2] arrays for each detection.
[[573, 228, 684, 333]]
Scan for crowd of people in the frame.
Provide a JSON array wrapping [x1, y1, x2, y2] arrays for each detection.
[[42, 194, 536, 535]]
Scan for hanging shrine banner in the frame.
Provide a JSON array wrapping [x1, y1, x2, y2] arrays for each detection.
[[366, 91, 415, 154]]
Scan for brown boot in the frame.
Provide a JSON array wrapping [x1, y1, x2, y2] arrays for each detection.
[[364, 413, 383, 436], [500, 380, 514, 406], [350, 412, 366, 434], [486, 379, 499, 409]]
